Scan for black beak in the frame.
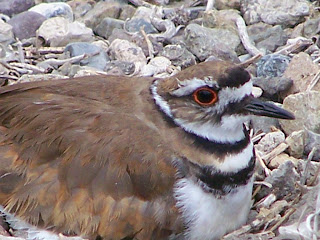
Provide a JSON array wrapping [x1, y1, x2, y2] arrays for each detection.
[[244, 98, 295, 120]]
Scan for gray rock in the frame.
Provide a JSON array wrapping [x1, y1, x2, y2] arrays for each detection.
[[64, 42, 110, 71], [67, 0, 94, 20], [125, 18, 158, 34], [286, 130, 305, 158], [184, 23, 239, 62], [78, 1, 121, 29], [0, 20, 14, 45], [277, 184, 320, 240], [17, 74, 68, 83], [241, 0, 310, 27], [105, 60, 135, 76], [118, 4, 136, 20], [37, 17, 94, 47], [108, 28, 163, 58], [252, 76, 293, 99], [140, 56, 171, 77], [251, 115, 282, 134], [215, 0, 240, 10], [159, 44, 196, 69], [94, 17, 124, 39], [256, 54, 291, 78], [258, 161, 300, 201], [280, 91, 320, 135], [108, 39, 147, 73], [29, 2, 73, 21], [255, 131, 285, 155], [302, 17, 320, 38], [8, 11, 46, 40], [0, 0, 35, 17], [247, 23, 288, 52], [304, 130, 320, 160], [283, 52, 320, 96]]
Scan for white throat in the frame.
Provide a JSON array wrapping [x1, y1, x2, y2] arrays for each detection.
[[175, 115, 248, 144]]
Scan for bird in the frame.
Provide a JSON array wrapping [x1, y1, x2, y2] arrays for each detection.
[[0, 60, 294, 240]]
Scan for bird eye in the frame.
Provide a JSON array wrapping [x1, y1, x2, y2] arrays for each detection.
[[192, 87, 218, 106]]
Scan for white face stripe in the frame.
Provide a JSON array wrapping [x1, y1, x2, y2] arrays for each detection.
[[171, 77, 217, 97], [151, 80, 173, 118], [218, 141, 254, 172], [215, 81, 253, 114]]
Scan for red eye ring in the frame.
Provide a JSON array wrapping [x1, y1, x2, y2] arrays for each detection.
[[192, 87, 218, 106]]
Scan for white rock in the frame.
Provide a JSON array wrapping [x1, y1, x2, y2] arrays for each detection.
[[108, 39, 147, 74], [29, 2, 74, 21], [141, 56, 171, 77], [37, 17, 94, 47], [255, 130, 286, 155]]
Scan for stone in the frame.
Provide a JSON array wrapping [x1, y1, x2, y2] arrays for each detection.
[[202, 9, 239, 31], [304, 130, 320, 160], [278, 184, 320, 240], [302, 18, 320, 38], [37, 17, 94, 47], [108, 39, 147, 73], [64, 42, 110, 71], [8, 11, 46, 40], [58, 63, 100, 78], [94, 17, 124, 39], [131, 6, 154, 21], [251, 115, 282, 134], [258, 161, 300, 201], [252, 76, 293, 100], [280, 91, 320, 135], [105, 60, 135, 76], [29, 2, 74, 21], [125, 18, 158, 34], [67, 0, 94, 20], [247, 22, 288, 53], [118, 4, 136, 20], [78, 1, 121, 29], [184, 23, 239, 62], [0, 20, 14, 45], [269, 153, 299, 169], [286, 130, 305, 158], [215, 0, 241, 10], [282, 52, 320, 96], [159, 44, 196, 69], [256, 54, 291, 78], [140, 56, 171, 77], [108, 28, 163, 58], [17, 74, 68, 83], [255, 130, 286, 155], [0, 0, 35, 17], [241, 0, 310, 27], [0, 43, 18, 62]]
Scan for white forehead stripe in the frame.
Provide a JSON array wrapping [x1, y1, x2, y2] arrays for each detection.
[[171, 77, 217, 97], [215, 81, 253, 114]]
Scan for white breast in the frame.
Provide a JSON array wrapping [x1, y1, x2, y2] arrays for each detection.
[[174, 176, 254, 240]]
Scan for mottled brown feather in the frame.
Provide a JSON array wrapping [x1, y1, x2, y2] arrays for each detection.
[[0, 76, 181, 239]]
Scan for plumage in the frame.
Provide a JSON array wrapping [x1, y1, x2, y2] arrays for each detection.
[[0, 60, 294, 240]]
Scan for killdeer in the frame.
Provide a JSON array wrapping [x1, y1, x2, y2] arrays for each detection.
[[0, 60, 294, 240]]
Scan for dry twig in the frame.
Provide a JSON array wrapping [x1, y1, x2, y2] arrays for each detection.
[[140, 26, 155, 59]]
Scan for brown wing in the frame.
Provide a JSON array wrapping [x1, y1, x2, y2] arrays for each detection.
[[0, 76, 179, 239]]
